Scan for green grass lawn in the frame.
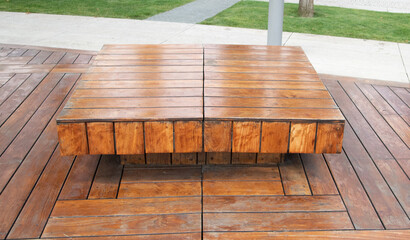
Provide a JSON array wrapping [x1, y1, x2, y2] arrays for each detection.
[[0, 0, 194, 19], [201, 0, 410, 43]]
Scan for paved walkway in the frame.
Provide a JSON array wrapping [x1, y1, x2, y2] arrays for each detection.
[[147, 0, 241, 23], [1, 12, 409, 83], [257, 0, 410, 13]]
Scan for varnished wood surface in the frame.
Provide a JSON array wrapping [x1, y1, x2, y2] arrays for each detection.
[[57, 44, 344, 155], [0, 44, 409, 239]]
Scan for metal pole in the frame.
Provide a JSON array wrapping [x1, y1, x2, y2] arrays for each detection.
[[267, 0, 284, 46]]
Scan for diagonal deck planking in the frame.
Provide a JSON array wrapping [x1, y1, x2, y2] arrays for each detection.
[[0, 44, 409, 239]]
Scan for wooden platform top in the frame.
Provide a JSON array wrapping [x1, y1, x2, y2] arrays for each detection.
[[56, 44, 344, 123], [0, 44, 409, 239]]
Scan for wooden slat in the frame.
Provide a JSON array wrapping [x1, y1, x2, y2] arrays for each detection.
[[100, 48, 203, 54], [7, 148, 75, 239], [288, 122, 317, 153], [256, 153, 284, 164], [315, 122, 344, 153], [144, 121, 173, 153], [146, 153, 171, 165], [260, 122, 290, 153], [51, 197, 201, 217], [172, 153, 198, 164], [205, 88, 332, 98], [204, 230, 410, 239], [88, 155, 122, 199], [205, 80, 325, 89], [279, 154, 311, 195], [301, 154, 338, 195], [122, 167, 201, 183], [28, 50, 52, 64], [78, 80, 203, 89], [204, 121, 232, 152], [205, 59, 313, 68], [231, 153, 257, 164], [115, 122, 144, 155], [82, 72, 203, 80], [43, 214, 201, 238], [118, 182, 201, 198], [174, 121, 203, 153], [203, 166, 280, 181], [0, 73, 29, 105], [203, 195, 345, 212], [206, 152, 231, 164], [205, 72, 319, 81], [203, 212, 353, 231], [96, 54, 203, 61], [57, 123, 88, 155], [87, 122, 115, 155], [232, 121, 261, 152], [205, 97, 338, 108], [59, 155, 100, 200], [72, 88, 203, 98], [324, 152, 384, 229], [203, 181, 283, 196], [94, 59, 202, 66]]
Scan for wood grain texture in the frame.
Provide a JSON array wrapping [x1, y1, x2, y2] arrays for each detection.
[[57, 123, 88, 155], [172, 153, 198, 165], [232, 121, 261, 152], [204, 121, 232, 152], [146, 153, 171, 165], [261, 122, 290, 153], [289, 122, 317, 153], [88, 155, 122, 199], [279, 154, 311, 195], [315, 122, 344, 153], [203, 181, 283, 196], [203, 166, 280, 181], [206, 152, 231, 164], [257, 153, 284, 164], [115, 122, 144, 155], [118, 182, 201, 198], [144, 121, 173, 153], [174, 121, 202, 153], [231, 153, 257, 164], [87, 122, 115, 155]]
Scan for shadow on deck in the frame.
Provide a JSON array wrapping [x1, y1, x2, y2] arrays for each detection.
[[0, 44, 409, 239]]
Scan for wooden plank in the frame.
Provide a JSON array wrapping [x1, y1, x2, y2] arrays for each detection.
[[205, 88, 332, 99], [203, 166, 280, 181], [206, 152, 231, 164], [43, 214, 201, 237], [78, 80, 203, 89], [7, 148, 75, 239], [205, 97, 337, 109], [74, 54, 93, 64], [205, 72, 319, 81], [172, 153, 198, 165], [59, 155, 100, 200], [315, 122, 344, 153], [7, 48, 28, 57], [391, 86, 410, 106], [260, 122, 290, 153], [57, 123, 88, 156], [205, 108, 344, 121], [205, 59, 313, 68], [122, 167, 201, 183], [342, 122, 410, 229], [288, 122, 317, 153], [0, 64, 55, 73], [232, 121, 261, 152], [300, 154, 339, 195], [325, 151, 384, 229], [72, 88, 203, 98], [58, 52, 79, 64], [95, 54, 203, 61], [279, 154, 311, 195], [94, 59, 202, 66], [58, 107, 203, 122], [205, 53, 308, 62], [374, 85, 410, 117], [146, 153, 171, 165], [120, 154, 145, 165], [204, 230, 410, 239], [51, 197, 201, 217], [0, 73, 77, 192], [203, 181, 283, 196], [203, 195, 345, 212], [89, 65, 202, 73], [39, 233, 201, 240], [203, 212, 353, 231], [205, 80, 325, 89], [102, 44, 203, 49], [323, 79, 393, 160], [118, 182, 201, 198], [100, 48, 203, 55], [44, 51, 65, 64], [88, 155, 123, 199], [204, 121, 232, 152], [174, 121, 203, 153], [205, 66, 316, 74], [0, 73, 29, 105], [114, 122, 144, 155], [0, 73, 63, 155], [145, 121, 173, 153], [0, 73, 46, 125], [82, 72, 203, 80], [27, 50, 52, 64], [341, 81, 409, 159], [231, 153, 257, 164], [256, 153, 284, 164], [87, 122, 115, 155]]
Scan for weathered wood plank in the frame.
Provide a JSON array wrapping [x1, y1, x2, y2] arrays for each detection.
[[279, 154, 311, 195], [144, 121, 173, 153], [88, 155, 123, 199], [288, 122, 317, 153], [232, 121, 260, 152], [115, 122, 144, 155], [118, 182, 201, 198], [87, 122, 115, 155]]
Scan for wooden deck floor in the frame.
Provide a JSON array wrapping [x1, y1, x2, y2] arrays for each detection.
[[0, 44, 409, 239]]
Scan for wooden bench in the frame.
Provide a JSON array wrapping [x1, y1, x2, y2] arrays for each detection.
[[57, 44, 345, 164]]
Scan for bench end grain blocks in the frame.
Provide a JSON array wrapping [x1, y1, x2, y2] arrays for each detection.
[[56, 44, 345, 159]]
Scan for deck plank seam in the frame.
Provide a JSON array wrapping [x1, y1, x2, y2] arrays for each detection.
[[86, 155, 102, 200], [299, 153, 313, 196]]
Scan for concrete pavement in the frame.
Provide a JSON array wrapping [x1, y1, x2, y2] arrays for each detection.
[[1, 11, 409, 83], [147, 0, 241, 23]]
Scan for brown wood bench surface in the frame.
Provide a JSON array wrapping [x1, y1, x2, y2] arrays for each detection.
[[56, 44, 345, 157]]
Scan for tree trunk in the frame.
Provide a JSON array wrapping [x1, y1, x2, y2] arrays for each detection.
[[298, 0, 314, 17]]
